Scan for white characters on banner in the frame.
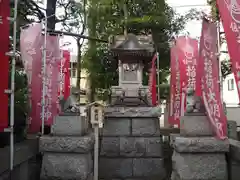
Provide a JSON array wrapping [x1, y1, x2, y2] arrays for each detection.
[[40, 44, 56, 121], [225, 0, 240, 89], [182, 39, 197, 90], [224, 0, 240, 24], [59, 56, 66, 94], [202, 28, 225, 138], [0, 16, 2, 24], [174, 54, 181, 121]]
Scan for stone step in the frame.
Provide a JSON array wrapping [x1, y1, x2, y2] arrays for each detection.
[[51, 114, 88, 136], [39, 133, 94, 153]]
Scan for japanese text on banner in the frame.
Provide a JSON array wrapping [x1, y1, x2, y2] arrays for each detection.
[[173, 50, 181, 126], [200, 18, 227, 139], [217, 0, 240, 102]]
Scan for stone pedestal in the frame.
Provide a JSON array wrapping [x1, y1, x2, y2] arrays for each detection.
[[227, 120, 238, 140], [40, 114, 94, 180], [99, 107, 166, 180], [171, 113, 229, 180]]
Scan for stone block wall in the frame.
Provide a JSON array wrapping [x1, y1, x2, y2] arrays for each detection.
[[228, 139, 240, 180], [0, 138, 40, 180], [99, 107, 166, 180]]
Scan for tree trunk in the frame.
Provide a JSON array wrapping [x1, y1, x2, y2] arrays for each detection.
[[46, 0, 57, 30], [87, 0, 98, 103], [76, 38, 82, 91]]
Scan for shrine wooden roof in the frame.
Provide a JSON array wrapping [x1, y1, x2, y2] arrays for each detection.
[[109, 34, 154, 57]]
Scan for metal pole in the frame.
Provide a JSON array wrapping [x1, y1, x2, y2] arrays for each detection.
[[217, 21, 223, 102], [156, 52, 160, 103], [70, 62, 73, 87], [60, 49, 63, 97], [41, 15, 48, 135], [123, 1, 128, 37], [94, 124, 99, 180], [8, 0, 19, 175]]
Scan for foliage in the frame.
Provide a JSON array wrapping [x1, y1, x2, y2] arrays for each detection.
[[83, 0, 188, 101], [207, 0, 219, 21], [61, 0, 87, 90], [207, 0, 233, 78]]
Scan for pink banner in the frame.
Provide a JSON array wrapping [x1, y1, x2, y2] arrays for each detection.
[[200, 17, 227, 139], [168, 46, 179, 126], [58, 50, 70, 99], [37, 35, 61, 126], [175, 36, 199, 116], [0, 0, 10, 131], [20, 23, 43, 133], [148, 53, 157, 106], [21, 30, 61, 132], [217, 0, 240, 103], [20, 24, 43, 83]]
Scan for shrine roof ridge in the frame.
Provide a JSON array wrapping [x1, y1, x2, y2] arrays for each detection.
[[109, 33, 154, 54]]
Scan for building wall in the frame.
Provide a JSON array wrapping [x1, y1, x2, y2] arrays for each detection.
[[223, 73, 239, 107]]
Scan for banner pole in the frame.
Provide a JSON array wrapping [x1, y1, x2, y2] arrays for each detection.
[[60, 49, 63, 98], [217, 20, 223, 102], [9, 0, 18, 176], [156, 52, 160, 103], [41, 14, 48, 135]]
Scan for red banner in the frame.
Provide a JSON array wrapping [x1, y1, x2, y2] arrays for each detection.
[[20, 23, 43, 133], [168, 46, 180, 126], [0, 0, 10, 131], [21, 30, 61, 132], [58, 50, 70, 99], [217, 0, 240, 102], [149, 54, 157, 106], [57, 50, 70, 112], [175, 36, 199, 116], [200, 17, 227, 139]]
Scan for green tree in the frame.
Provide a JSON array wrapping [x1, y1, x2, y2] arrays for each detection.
[[83, 0, 187, 101], [61, 0, 87, 90]]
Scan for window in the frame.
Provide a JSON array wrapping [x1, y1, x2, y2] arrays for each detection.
[[71, 68, 77, 78], [228, 79, 234, 91]]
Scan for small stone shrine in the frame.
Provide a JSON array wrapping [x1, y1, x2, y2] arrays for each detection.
[[39, 93, 94, 180], [109, 33, 153, 106], [170, 91, 229, 180], [99, 34, 166, 180]]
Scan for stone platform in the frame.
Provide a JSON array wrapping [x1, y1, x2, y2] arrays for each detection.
[[99, 107, 166, 180], [40, 114, 94, 180], [171, 113, 229, 180]]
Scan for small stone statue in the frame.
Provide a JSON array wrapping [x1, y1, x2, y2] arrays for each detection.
[[186, 88, 205, 113], [59, 91, 80, 113]]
